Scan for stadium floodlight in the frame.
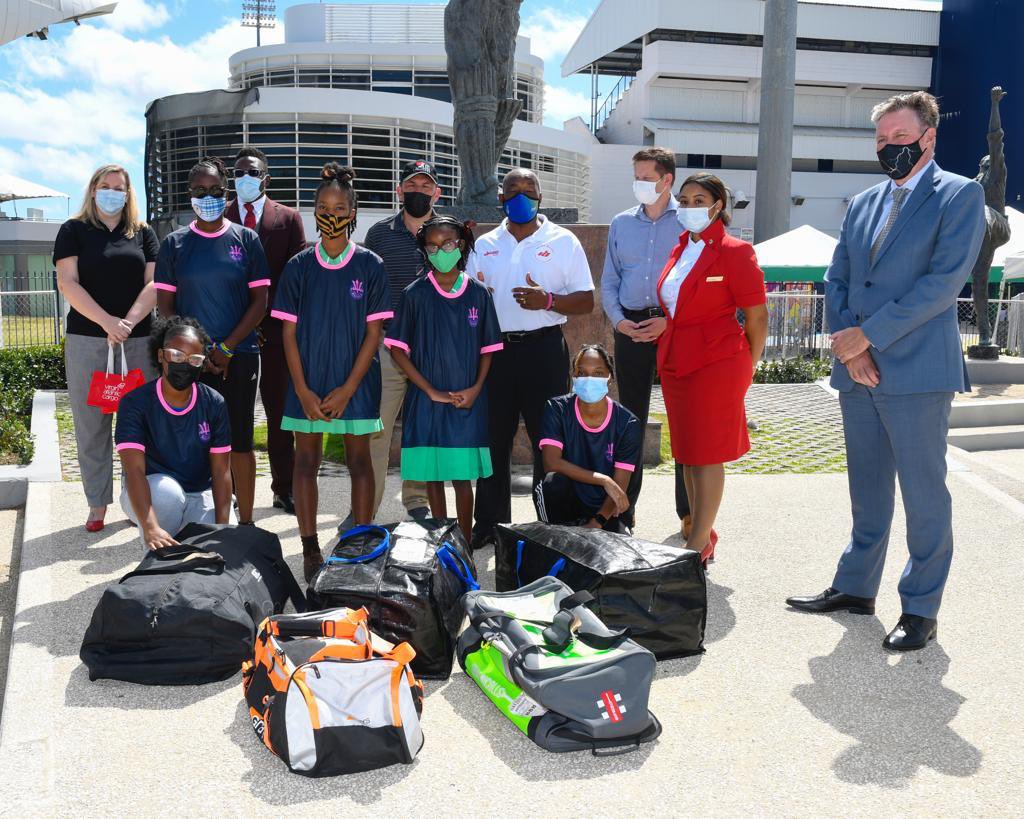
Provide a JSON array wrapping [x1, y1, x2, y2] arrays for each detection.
[[241, 0, 276, 47]]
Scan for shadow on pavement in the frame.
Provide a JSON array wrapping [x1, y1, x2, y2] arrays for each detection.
[[792, 615, 981, 788], [224, 698, 416, 803], [64, 663, 238, 709], [439, 673, 655, 780]]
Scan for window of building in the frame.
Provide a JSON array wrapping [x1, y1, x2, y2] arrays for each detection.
[[372, 70, 412, 83], [0, 254, 14, 291], [332, 70, 371, 90], [818, 159, 835, 173]]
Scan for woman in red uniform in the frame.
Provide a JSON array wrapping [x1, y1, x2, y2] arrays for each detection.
[[656, 173, 768, 566]]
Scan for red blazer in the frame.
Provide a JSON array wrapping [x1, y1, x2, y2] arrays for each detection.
[[655, 218, 766, 378], [226, 197, 307, 316]]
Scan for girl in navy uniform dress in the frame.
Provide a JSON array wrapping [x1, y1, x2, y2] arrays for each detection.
[[384, 216, 503, 540], [272, 164, 392, 579], [116, 317, 235, 551], [537, 345, 642, 533]]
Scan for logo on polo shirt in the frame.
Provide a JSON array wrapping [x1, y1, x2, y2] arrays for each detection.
[[198, 421, 211, 443], [350, 279, 364, 300], [228, 245, 244, 263], [605, 443, 614, 462], [483, 250, 500, 257], [536, 247, 553, 260], [467, 307, 479, 327]]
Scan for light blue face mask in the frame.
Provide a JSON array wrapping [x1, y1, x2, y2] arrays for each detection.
[[573, 376, 610, 404], [234, 174, 263, 204], [191, 195, 227, 222], [95, 188, 126, 215]]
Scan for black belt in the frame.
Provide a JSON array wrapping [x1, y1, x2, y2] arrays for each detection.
[[623, 307, 664, 321], [500, 325, 563, 344]]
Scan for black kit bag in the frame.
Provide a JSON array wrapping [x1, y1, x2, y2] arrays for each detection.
[[495, 522, 707, 659], [306, 520, 479, 680], [80, 523, 306, 685]]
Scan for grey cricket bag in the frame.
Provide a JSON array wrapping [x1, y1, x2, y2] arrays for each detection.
[[457, 576, 662, 754], [495, 522, 707, 659]]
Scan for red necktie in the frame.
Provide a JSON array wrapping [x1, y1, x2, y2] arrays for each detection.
[[244, 203, 256, 230]]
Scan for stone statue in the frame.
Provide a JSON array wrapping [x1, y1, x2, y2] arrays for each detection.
[[968, 86, 1011, 357], [444, 0, 524, 206]]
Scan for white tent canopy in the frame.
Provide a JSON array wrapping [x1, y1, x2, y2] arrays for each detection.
[[753, 224, 838, 267], [992, 206, 1024, 269], [1004, 252, 1024, 283], [0, 173, 69, 204]]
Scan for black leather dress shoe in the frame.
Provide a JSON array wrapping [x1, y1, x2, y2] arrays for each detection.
[[272, 494, 296, 515], [785, 587, 876, 615], [883, 614, 937, 651]]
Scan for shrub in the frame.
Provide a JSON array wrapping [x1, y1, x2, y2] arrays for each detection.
[[0, 342, 63, 464], [754, 357, 832, 384], [0, 401, 34, 465]]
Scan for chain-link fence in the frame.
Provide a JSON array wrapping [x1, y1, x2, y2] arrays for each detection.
[[0, 290, 64, 348], [956, 296, 1024, 355], [763, 292, 830, 360]]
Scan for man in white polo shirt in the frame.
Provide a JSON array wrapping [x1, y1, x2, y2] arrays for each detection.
[[466, 168, 595, 549]]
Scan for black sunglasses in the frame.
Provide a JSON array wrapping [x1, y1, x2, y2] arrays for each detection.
[[233, 168, 266, 178]]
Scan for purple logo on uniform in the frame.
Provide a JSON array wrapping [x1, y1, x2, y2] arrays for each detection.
[[198, 421, 211, 442], [605, 443, 614, 463], [228, 245, 244, 263], [350, 279, 364, 300], [468, 307, 479, 327]]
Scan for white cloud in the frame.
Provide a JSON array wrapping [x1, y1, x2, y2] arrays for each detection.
[[519, 8, 589, 63], [102, 0, 172, 32], [543, 84, 591, 126]]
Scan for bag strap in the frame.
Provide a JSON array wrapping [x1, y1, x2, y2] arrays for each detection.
[[378, 641, 416, 666], [118, 548, 225, 582], [437, 542, 480, 591], [326, 525, 391, 564], [515, 539, 565, 587], [269, 608, 366, 639], [276, 557, 308, 613]]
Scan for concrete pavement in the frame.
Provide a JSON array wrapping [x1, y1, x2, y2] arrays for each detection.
[[0, 461, 1022, 816]]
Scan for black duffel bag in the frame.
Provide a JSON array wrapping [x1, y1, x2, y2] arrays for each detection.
[[495, 522, 706, 659], [80, 523, 306, 685], [307, 520, 478, 680]]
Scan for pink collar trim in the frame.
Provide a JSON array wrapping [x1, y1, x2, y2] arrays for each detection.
[[316, 240, 356, 269], [427, 271, 468, 299], [575, 396, 613, 433], [189, 220, 231, 238], [157, 379, 197, 416]]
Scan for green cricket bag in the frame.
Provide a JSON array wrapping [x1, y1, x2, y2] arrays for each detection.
[[457, 577, 662, 754]]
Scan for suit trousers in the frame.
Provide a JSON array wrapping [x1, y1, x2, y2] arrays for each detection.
[[474, 328, 570, 535], [258, 319, 293, 498], [65, 334, 156, 508], [613, 328, 690, 520], [369, 341, 429, 516], [833, 385, 954, 619]]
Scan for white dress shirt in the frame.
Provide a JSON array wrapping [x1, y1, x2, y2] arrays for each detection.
[[466, 215, 595, 332], [871, 159, 934, 244], [660, 237, 706, 319]]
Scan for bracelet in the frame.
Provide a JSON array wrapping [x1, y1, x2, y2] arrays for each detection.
[[545, 291, 554, 311], [216, 342, 234, 358]]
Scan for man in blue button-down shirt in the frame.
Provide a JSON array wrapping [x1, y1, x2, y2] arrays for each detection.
[[601, 148, 690, 532]]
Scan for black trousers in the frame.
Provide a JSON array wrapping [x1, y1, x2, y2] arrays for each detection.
[[613, 326, 690, 520], [200, 351, 259, 453], [534, 472, 634, 533], [474, 327, 569, 535]]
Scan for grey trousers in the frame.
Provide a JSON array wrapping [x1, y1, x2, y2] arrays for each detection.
[[65, 334, 157, 507], [120, 473, 236, 548]]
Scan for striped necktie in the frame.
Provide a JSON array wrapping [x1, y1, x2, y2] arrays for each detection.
[[870, 186, 909, 264]]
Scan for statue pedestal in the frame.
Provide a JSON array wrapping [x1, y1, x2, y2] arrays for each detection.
[[968, 344, 1001, 360]]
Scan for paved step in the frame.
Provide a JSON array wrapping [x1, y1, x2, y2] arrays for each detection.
[[947, 424, 1024, 451], [949, 399, 1024, 429], [966, 356, 1024, 385]]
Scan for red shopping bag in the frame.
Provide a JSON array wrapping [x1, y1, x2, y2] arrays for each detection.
[[86, 344, 145, 414]]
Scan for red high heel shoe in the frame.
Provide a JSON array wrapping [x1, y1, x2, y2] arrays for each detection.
[[699, 529, 719, 568], [85, 518, 105, 533]]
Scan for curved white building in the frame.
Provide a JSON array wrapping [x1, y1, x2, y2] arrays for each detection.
[[144, 3, 592, 239]]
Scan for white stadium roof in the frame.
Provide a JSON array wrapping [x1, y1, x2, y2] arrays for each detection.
[[1, 0, 116, 47]]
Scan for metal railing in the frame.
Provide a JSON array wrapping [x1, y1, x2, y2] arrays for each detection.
[[0, 290, 64, 349], [593, 74, 635, 134]]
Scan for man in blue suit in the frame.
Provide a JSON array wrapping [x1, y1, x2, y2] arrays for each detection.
[[787, 92, 986, 651]]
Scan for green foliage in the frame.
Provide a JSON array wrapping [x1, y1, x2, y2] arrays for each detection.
[[253, 423, 346, 462], [0, 342, 64, 464], [0, 409, 33, 465], [753, 357, 832, 384]]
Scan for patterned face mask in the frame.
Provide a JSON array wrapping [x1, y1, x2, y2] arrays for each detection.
[[315, 211, 353, 239], [191, 195, 226, 222]]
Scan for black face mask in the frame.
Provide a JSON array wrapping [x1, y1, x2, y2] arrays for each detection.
[[165, 361, 202, 391], [403, 190, 433, 219], [876, 133, 927, 181]]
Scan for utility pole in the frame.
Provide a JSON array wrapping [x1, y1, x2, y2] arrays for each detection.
[[242, 0, 276, 47], [754, 0, 798, 243]]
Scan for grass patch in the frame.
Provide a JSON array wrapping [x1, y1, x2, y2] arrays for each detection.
[[253, 423, 346, 462], [1, 316, 63, 348]]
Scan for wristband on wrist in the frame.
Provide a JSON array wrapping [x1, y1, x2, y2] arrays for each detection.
[[545, 291, 554, 311], [217, 342, 234, 358]]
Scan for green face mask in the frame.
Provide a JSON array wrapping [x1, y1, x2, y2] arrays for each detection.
[[428, 247, 462, 274]]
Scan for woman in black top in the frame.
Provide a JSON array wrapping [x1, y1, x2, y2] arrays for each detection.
[[54, 164, 159, 532]]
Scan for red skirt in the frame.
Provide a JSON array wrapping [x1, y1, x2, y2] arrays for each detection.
[[661, 351, 753, 466]]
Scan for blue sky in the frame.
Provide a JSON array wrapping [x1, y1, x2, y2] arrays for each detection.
[[0, 0, 600, 219]]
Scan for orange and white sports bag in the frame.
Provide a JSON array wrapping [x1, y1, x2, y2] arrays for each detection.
[[242, 607, 424, 776]]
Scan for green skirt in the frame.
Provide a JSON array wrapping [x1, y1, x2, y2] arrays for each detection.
[[400, 446, 493, 481], [281, 415, 383, 436]]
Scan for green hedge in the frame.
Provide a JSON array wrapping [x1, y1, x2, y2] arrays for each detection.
[[754, 356, 832, 384], [0, 342, 66, 464]]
